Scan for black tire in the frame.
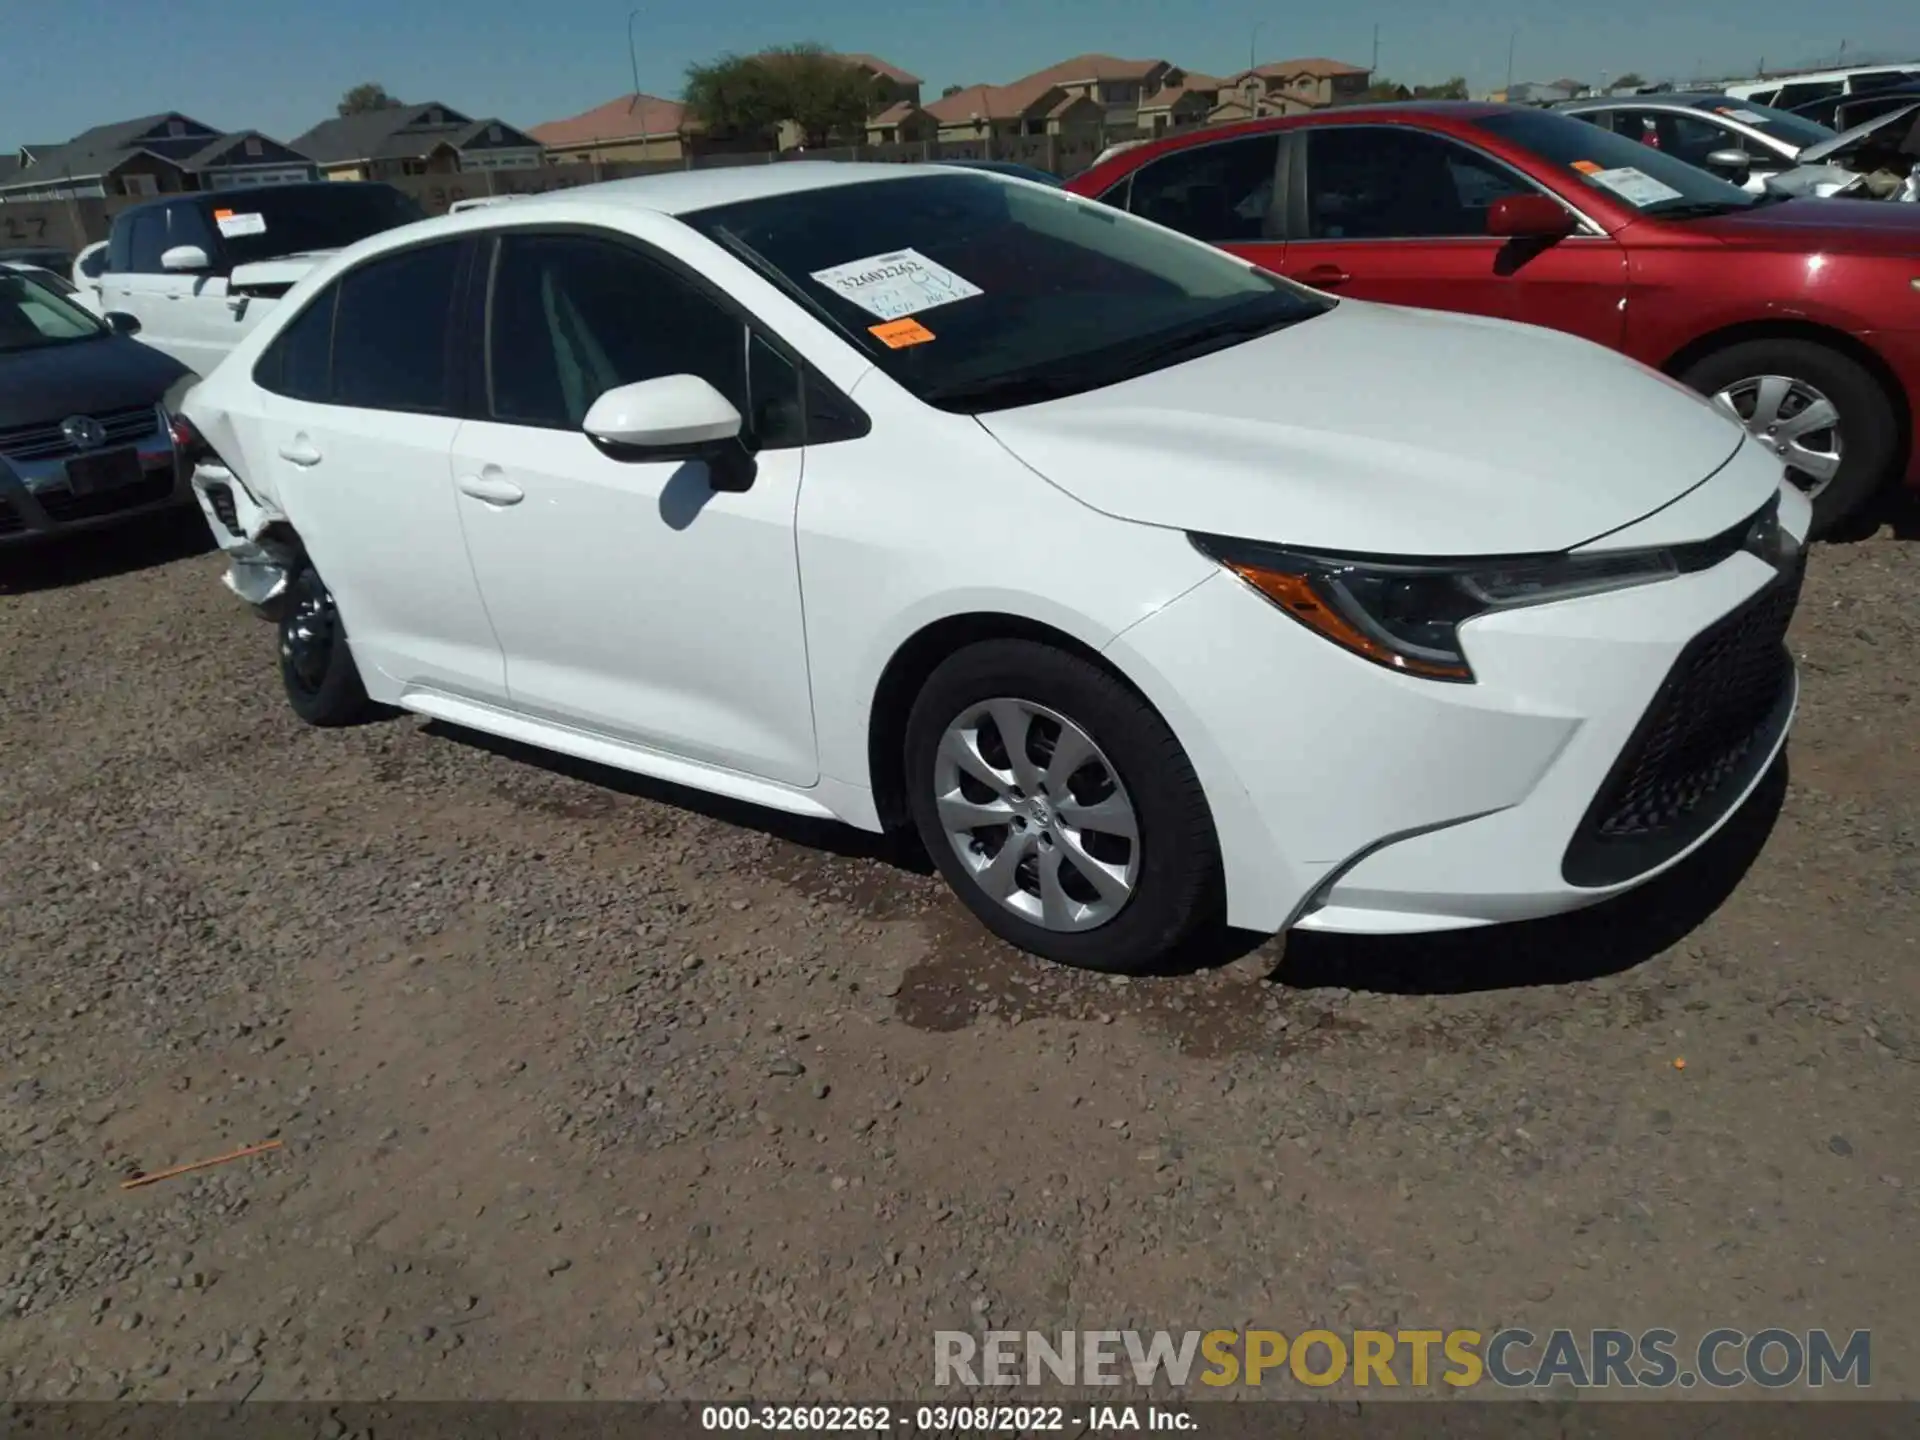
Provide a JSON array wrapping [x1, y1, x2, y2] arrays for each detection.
[[903, 639, 1221, 973], [1679, 339, 1898, 540], [278, 564, 372, 727]]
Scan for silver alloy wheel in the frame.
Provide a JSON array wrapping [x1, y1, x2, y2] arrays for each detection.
[[1710, 374, 1843, 501], [933, 697, 1139, 932]]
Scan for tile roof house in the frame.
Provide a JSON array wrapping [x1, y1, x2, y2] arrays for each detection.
[[1135, 66, 1227, 132], [291, 102, 544, 181], [0, 113, 316, 202], [864, 101, 937, 145], [530, 93, 695, 164], [1210, 56, 1372, 121], [923, 75, 1106, 140]]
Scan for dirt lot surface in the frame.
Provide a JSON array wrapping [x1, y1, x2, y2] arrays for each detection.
[[2, 513, 1916, 1404]]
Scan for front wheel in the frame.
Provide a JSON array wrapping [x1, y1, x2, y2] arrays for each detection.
[[903, 640, 1221, 973], [1681, 339, 1898, 540], [278, 565, 372, 727]]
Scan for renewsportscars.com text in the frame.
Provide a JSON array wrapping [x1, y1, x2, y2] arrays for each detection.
[[934, 1328, 1872, 1390]]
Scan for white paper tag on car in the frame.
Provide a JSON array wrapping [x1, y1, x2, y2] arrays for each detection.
[[1583, 167, 1684, 206], [808, 248, 982, 321], [214, 211, 267, 237]]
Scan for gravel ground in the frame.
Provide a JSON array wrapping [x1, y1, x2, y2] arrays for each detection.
[[1, 508, 1916, 1403]]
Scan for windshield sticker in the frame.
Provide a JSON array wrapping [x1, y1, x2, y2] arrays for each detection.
[[1571, 160, 1603, 175], [1582, 166, 1685, 205], [869, 317, 935, 348], [808, 248, 982, 321], [1715, 107, 1769, 123], [214, 211, 267, 238]]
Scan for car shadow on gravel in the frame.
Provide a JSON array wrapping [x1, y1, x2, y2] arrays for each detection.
[[0, 507, 214, 594], [424, 721, 931, 871], [1272, 754, 1790, 996]]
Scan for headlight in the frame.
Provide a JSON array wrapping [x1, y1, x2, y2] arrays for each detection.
[[1190, 534, 1679, 683]]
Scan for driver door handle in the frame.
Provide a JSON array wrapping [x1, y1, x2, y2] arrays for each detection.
[[277, 439, 322, 467], [457, 472, 524, 506], [1299, 264, 1352, 288]]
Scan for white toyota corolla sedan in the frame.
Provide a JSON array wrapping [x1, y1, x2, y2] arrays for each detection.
[[179, 161, 1808, 973]]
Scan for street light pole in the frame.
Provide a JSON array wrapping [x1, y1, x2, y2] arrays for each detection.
[[1505, 27, 1517, 93], [627, 8, 642, 111], [1250, 20, 1265, 73]]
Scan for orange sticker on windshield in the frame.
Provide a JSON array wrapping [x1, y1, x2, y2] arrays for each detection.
[[1572, 160, 1603, 175], [213, 208, 235, 219], [870, 318, 935, 348]]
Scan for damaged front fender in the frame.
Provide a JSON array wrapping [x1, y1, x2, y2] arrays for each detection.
[[190, 462, 301, 616]]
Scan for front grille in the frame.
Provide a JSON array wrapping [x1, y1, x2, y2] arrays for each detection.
[[0, 405, 160, 461], [1563, 555, 1803, 888], [36, 472, 175, 523], [204, 481, 242, 535]]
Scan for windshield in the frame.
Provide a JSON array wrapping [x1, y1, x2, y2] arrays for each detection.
[[214, 185, 426, 265], [1476, 108, 1762, 216], [682, 172, 1331, 413], [1702, 99, 1837, 149], [0, 272, 105, 352]]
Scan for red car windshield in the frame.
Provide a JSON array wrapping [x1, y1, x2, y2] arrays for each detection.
[[1475, 108, 1764, 216]]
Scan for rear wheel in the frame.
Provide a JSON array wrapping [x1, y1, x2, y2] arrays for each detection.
[[278, 565, 372, 727], [903, 640, 1220, 973], [1680, 339, 1898, 539]]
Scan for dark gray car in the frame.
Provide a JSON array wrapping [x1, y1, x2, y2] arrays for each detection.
[[0, 271, 191, 547]]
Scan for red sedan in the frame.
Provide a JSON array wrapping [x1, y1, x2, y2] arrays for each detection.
[[1066, 102, 1920, 537]]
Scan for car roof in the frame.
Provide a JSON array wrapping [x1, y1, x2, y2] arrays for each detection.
[[113, 180, 401, 221], [496, 160, 960, 217], [1559, 92, 1739, 111]]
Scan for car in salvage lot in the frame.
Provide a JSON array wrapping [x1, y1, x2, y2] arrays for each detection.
[[178, 162, 1809, 972], [0, 268, 193, 548], [94, 181, 424, 378], [1067, 101, 1920, 538]]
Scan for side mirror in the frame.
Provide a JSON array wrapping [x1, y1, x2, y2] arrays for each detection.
[[160, 244, 211, 273], [104, 311, 141, 336], [582, 375, 756, 491], [1485, 193, 1578, 240], [1704, 148, 1753, 179]]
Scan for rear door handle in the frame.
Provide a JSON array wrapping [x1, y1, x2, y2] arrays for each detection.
[[277, 439, 321, 467], [457, 472, 524, 506], [1299, 264, 1352, 288]]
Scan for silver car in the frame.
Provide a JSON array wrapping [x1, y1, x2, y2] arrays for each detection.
[[1553, 93, 1839, 192]]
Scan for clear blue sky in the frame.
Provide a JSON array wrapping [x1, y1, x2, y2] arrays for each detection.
[[5, 0, 1916, 147]]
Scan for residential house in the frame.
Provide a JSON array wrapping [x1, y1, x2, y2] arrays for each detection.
[[0, 113, 315, 202], [1014, 54, 1171, 126], [1210, 57, 1372, 120], [531, 94, 693, 164], [923, 77, 1106, 142], [864, 102, 937, 145], [292, 102, 544, 182], [1135, 67, 1226, 132]]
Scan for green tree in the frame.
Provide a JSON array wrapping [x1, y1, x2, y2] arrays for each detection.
[[683, 43, 878, 146], [337, 82, 403, 117], [1412, 76, 1469, 99], [1613, 71, 1647, 90], [942, 84, 965, 98]]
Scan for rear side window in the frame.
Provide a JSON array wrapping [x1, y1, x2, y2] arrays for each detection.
[[1126, 135, 1282, 242], [330, 241, 464, 413], [254, 286, 338, 401]]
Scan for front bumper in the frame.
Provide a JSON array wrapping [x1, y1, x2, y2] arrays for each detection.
[[0, 406, 189, 547], [1105, 494, 1808, 936]]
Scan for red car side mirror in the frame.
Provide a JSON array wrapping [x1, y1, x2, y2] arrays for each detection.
[[1486, 194, 1578, 240]]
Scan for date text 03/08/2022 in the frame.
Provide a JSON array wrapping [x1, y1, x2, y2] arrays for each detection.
[[699, 1405, 1190, 1431]]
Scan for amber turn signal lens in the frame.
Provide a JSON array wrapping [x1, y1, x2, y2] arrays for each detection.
[[1222, 561, 1474, 681]]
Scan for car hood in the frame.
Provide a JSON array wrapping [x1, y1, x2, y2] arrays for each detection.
[[0, 335, 187, 429], [229, 250, 338, 290], [1797, 101, 1920, 164], [1677, 194, 1920, 249], [974, 300, 1749, 556]]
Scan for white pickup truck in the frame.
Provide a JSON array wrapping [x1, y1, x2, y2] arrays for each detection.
[[92, 182, 425, 378]]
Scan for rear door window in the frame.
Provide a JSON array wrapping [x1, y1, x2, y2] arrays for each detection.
[[1125, 135, 1282, 242], [329, 240, 464, 413]]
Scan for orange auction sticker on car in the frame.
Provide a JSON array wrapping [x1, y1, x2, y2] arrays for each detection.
[[1572, 160, 1602, 175], [870, 318, 935, 348]]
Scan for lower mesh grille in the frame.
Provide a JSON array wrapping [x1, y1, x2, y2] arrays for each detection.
[[1563, 555, 1802, 887]]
